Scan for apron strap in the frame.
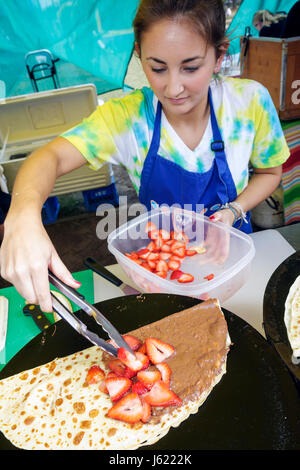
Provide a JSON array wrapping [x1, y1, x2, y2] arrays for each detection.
[[139, 101, 162, 204], [148, 100, 162, 156], [208, 88, 236, 204]]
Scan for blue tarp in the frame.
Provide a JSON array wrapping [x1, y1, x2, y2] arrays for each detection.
[[0, 0, 139, 97], [1, 0, 298, 97]]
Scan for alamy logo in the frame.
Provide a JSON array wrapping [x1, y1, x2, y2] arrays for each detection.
[[94, 196, 205, 242], [291, 80, 300, 105]]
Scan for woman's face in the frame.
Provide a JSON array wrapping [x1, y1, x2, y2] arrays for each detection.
[[138, 19, 224, 119]]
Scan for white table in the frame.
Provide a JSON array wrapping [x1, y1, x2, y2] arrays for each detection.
[[92, 229, 296, 338]]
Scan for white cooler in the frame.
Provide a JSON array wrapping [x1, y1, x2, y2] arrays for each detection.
[[0, 84, 114, 197]]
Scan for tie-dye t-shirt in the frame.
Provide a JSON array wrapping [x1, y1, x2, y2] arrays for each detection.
[[61, 76, 289, 196]]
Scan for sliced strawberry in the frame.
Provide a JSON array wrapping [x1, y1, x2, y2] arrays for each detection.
[[177, 272, 194, 283], [156, 363, 172, 387], [147, 259, 157, 270], [172, 246, 186, 258], [155, 237, 163, 250], [185, 249, 197, 256], [204, 273, 215, 280], [137, 248, 150, 259], [132, 381, 149, 395], [125, 252, 138, 260], [105, 376, 132, 402], [168, 259, 181, 271], [170, 269, 184, 280], [108, 359, 136, 379], [141, 261, 153, 271], [145, 337, 175, 364], [171, 241, 186, 258], [156, 271, 167, 279], [161, 243, 171, 253], [85, 365, 105, 385], [122, 334, 142, 351], [108, 358, 127, 376], [98, 380, 108, 394], [145, 221, 157, 233], [143, 381, 182, 407], [137, 343, 146, 354], [137, 368, 162, 390], [148, 252, 159, 261], [106, 371, 118, 379], [159, 252, 171, 260], [156, 259, 168, 272], [147, 241, 158, 252], [107, 392, 143, 423], [172, 231, 189, 243], [159, 229, 170, 241], [148, 229, 160, 240], [117, 349, 149, 372], [141, 399, 151, 423], [108, 334, 142, 351], [170, 255, 182, 262]]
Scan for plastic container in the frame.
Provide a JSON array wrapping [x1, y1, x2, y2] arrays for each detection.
[[82, 182, 119, 211], [42, 196, 60, 225], [107, 207, 255, 303]]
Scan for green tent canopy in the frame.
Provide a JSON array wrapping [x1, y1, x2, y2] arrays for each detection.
[[1, 0, 298, 98]]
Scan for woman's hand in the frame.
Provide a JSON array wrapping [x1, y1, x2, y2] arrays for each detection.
[[209, 208, 236, 227], [0, 214, 80, 313], [0, 137, 86, 312], [199, 209, 235, 265]]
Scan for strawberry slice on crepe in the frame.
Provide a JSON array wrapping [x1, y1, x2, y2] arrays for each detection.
[[117, 348, 149, 372], [137, 368, 162, 390], [85, 365, 105, 385], [145, 338, 175, 364], [105, 376, 132, 402], [107, 392, 144, 423], [144, 381, 182, 407]]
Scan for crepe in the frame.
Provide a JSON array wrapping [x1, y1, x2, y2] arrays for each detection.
[[284, 275, 300, 358], [0, 299, 230, 450]]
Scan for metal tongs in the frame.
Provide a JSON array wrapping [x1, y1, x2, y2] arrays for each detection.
[[48, 271, 134, 358]]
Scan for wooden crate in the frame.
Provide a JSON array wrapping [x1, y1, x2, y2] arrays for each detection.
[[240, 36, 300, 120]]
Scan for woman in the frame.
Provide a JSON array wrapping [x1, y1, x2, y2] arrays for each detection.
[[0, 0, 289, 312]]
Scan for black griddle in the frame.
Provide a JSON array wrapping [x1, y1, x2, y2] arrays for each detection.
[[1, 293, 300, 450], [263, 250, 300, 386]]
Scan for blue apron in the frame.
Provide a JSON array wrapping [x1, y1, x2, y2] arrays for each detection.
[[139, 89, 252, 234]]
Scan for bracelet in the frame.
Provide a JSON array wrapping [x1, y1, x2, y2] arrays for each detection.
[[216, 202, 247, 228], [223, 204, 239, 225], [229, 201, 248, 224]]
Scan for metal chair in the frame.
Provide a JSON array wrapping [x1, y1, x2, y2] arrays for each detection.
[[25, 49, 60, 92]]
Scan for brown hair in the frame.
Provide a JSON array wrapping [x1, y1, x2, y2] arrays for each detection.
[[133, 0, 228, 58]]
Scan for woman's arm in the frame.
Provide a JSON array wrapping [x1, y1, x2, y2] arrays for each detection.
[[0, 137, 87, 312], [212, 165, 282, 225]]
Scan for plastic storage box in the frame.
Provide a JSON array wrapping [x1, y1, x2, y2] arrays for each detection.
[[82, 182, 119, 211], [108, 207, 255, 303]]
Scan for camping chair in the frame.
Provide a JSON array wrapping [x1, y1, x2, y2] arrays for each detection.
[[25, 49, 60, 92]]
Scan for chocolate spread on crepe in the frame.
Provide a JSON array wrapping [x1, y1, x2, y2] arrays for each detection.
[[0, 299, 230, 450], [104, 298, 230, 422]]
